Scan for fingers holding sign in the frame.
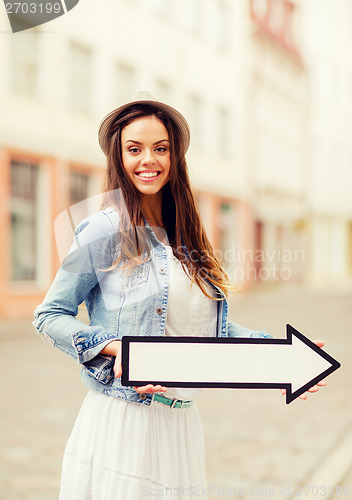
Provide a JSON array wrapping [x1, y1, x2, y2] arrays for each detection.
[[281, 340, 327, 400]]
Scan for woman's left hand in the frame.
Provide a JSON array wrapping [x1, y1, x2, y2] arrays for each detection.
[[133, 384, 168, 394], [281, 340, 327, 400]]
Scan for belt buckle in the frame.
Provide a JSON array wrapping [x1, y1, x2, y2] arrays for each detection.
[[171, 398, 183, 409]]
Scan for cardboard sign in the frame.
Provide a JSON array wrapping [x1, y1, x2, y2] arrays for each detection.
[[121, 324, 340, 404]]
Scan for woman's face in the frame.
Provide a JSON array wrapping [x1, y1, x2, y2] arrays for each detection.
[[121, 115, 171, 199]]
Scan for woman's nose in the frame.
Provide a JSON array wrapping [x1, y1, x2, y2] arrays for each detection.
[[141, 149, 155, 165]]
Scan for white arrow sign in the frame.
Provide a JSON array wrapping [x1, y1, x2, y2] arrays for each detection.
[[121, 324, 340, 404]]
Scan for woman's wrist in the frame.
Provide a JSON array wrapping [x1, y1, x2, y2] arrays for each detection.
[[100, 340, 121, 357]]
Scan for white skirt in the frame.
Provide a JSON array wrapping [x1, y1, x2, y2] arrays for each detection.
[[59, 390, 207, 500]]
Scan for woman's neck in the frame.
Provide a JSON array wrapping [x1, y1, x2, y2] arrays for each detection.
[[141, 195, 171, 245], [142, 194, 164, 228]]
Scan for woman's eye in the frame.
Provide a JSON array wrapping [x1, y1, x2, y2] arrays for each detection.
[[129, 147, 140, 154], [156, 146, 167, 153]]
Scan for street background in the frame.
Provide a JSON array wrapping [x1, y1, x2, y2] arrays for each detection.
[[1, 0, 352, 498], [1, 284, 350, 499]]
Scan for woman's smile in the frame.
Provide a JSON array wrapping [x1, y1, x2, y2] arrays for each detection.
[[134, 169, 162, 181]]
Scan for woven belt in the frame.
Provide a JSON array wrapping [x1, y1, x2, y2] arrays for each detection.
[[153, 393, 193, 409]]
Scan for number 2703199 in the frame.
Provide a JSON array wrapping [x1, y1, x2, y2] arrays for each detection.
[[5, 3, 62, 14]]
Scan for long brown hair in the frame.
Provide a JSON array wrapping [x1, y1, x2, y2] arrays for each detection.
[[102, 103, 235, 300]]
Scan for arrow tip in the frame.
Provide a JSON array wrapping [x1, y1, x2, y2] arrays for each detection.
[[285, 324, 340, 404]]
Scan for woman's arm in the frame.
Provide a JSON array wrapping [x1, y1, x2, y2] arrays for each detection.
[[228, 320, 272, 339], [100, 340, 167, 394], [100, 341, 122, 378], [33, 211, 119, 381]]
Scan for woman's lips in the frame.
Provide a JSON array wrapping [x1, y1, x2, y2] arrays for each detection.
[[135, 171, 161, 181]]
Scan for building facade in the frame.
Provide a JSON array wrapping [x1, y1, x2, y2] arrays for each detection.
[[247, 0, 309, 285], [248, 0, 352, 287], [0, 0, 351, 319], [0, 0, 253, 318], [301, 0, 352, 286]]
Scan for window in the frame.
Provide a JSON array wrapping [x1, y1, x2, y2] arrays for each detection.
[[69, 170, 90, 222], [251, 0, 298, 55], [218, 202, 237, 276], [155, 79, 171, 102], [194, 194, 214, 242], [69, 42, 93, 113], [348, 221, 352, 275], [149, 0, 172, 13], [346, 75, 352, 129], [283, 0, 296, 45], [115, 61, 136, 104], [185, 0, 203, 36], [10, 17, 39, 97], [143, 0, 174, 21], [211, 1, 231, 50], [188, 94, 203, 149], [69, 171, 90, 205], [269, 0, 285, 35], [11, 161, 39, 281], [252, 0, 268, 19], [217, 107, 231, 160]]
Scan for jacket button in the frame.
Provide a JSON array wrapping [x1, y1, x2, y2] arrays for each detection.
[[139, 393, 147, 400], [159, 267, 165, 275], [156, 307, 163, 315]]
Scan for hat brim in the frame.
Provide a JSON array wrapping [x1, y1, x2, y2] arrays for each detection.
[[98, 99, 190, 156]]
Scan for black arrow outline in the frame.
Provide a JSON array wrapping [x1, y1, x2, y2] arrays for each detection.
[[121, 324, 341, 404]]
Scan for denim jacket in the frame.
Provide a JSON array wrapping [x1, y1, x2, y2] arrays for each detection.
[[33, 207, 271, 406]]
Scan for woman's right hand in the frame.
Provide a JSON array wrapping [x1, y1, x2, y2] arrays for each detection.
[[100, 340, 122, 378], [100, 340, 167, 393]]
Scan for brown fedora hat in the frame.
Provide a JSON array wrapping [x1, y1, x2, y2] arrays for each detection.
[[98, 91, 191, 156]]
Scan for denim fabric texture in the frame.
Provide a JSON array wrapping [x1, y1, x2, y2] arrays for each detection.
[[33, 208, 271, 406]]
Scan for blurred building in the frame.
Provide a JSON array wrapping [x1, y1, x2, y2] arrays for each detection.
[[301, 0, 352, 286], [0, 0, 252, 318], [248, 0, 309, 285], [248, 0, 352, 287], [0, 0, 351, 319]]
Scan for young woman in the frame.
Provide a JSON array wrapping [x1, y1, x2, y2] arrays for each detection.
[[33, 94, 324, 499]]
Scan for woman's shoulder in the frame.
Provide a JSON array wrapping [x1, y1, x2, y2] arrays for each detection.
[[75, 207, 120, 236], [69, 208, 121, 255]]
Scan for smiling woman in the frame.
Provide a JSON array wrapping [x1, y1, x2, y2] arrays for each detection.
[[34, 93, 296, 500]]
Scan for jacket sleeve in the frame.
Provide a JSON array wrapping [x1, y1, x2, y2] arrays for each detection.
[[33, 211, 119, 380], [228, 320, 273, 339]]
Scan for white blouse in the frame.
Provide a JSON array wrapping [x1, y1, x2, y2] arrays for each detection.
[[163, 245, 217, 400]]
